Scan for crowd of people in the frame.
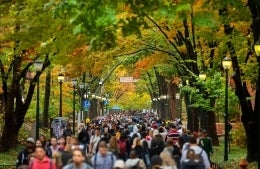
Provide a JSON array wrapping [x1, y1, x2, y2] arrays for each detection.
[[16, 111, 213, 169]]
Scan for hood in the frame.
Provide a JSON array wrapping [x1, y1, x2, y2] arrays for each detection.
[[133, 125, 139, 133], [189, 145, 203, 154], [125, 159, 140, 167]]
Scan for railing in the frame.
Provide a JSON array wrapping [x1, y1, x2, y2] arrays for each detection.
[[211, 162, 222, 169], [0, 165, 16, 169]]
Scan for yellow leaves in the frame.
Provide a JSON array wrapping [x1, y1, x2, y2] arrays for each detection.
[[193, 0, 206, 13], [168, 29, 177, 42], [178, 44, 187, 53], [231, 22, 251, 36]]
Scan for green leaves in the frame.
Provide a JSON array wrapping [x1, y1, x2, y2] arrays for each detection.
[[193, 12, 219, 29]]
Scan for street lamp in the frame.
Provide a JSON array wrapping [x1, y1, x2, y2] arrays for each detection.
[[58, 73, 65, 117], [254, 38, 260, 57], [222, 56, 232, 161], [199, 72, 207, 130], [161, 94, 169, 119], [71, 79, 77, 134], [199, 72, 206, 81], [175, 93, 181, 119], [254, 38, 260, 167], [34, 59, 43, 139]]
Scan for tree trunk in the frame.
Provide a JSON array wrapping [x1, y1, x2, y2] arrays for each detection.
[[247, 0, 260, 164], [207, 110, 219, 146], [43, 70, 51, 128], [0, 53, 50, 152], [0, 123, 20, 151], [168, 82, 178, 120], [226, 40, 257, 162]]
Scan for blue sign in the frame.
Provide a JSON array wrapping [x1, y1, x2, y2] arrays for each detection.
[[82, 99, 90, 108], [104, 99, 109, 105]]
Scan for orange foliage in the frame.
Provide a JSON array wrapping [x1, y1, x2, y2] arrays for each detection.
[[133, 52, 168, 77]]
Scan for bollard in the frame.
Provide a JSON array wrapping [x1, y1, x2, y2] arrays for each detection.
[[239, 159, 248, 169]]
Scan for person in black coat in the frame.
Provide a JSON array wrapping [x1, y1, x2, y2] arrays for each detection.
[[16, 138, 35, 167]]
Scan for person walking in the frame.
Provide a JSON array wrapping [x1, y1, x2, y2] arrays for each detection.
[[88, 127, 101, 155], [62, 149, 92, 169], [30, 146, 57, 169], [16, 137, 35, 167], [180, 136, 211, 169], [91, 141, 117, 169], [125, 150, 146, 169], [198, 129, 213, 161], [46, 136, 63, 158]]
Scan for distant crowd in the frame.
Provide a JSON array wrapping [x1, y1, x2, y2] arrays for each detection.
[[16, 111, 213, 169]]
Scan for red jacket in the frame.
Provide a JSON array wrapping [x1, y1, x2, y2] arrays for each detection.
[[30, 156, 57, 169]]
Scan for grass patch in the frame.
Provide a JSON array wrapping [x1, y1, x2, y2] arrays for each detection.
[[211, 142, 258, 169], [0, 145, 23, 165]]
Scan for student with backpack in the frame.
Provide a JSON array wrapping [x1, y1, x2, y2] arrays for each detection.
[[91, 141, 117, 169], [125, 150, 146, 169], [118, 132, 131, 161], [180, 136, 211, 169]]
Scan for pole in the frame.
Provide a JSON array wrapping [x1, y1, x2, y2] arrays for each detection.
[[73, 85, 76, 134], [36, 79, 40, 139], [224, 69, 229, 161], [59, 81, 63, 117]]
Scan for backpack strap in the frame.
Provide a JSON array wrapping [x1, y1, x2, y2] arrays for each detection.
[[111, 154, 114, 169], [94, 154, 97, 168]]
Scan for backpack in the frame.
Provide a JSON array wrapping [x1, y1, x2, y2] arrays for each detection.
[[131, 160, 142, 169], [180, 148, 204, 169], [118, 139, 127, 155]]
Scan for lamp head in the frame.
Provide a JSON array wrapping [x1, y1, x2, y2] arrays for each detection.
[[199, 72, 206, 81], [222, 57, 232, 70], [254, 38, 260, 57], [72, 79, 77, 87], [58, 73, 65, 82], [175, 93, 180, 100], [34, 59, 43, 72]]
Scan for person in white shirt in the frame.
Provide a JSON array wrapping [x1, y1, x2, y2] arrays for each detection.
[[88, 127, 101, 154]]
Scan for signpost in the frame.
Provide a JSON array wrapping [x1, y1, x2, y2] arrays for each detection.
[[120, 77, 138, 83], [82, 99, 90, 111]]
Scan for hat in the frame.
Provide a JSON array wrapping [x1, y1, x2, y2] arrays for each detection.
[[113, 160, 126, 169], [26, 137, 35, 144]]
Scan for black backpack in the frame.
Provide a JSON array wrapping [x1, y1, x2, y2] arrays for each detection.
[[180, 148, 204, 169]]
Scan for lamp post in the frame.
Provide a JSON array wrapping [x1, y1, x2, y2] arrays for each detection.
[[58, 73, 65, 117], [34, 59, 43, 139], [160, 95, 168, 120], [254, 38, 260, 167], [72, 79, 77, 134], [175, 93, 181, 119], [222, 56, 232, 161], [199, 72, 207, 130], [104, 94, 109, 114]]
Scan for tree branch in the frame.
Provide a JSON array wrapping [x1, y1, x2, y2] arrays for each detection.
[[146, 15, 182, 55]]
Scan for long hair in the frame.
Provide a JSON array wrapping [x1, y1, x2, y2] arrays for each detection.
[[160, 150, 177, 167]]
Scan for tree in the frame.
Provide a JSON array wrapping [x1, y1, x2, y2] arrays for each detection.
[[57, 0, 259, 160], [0, 0, 84, 151]]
